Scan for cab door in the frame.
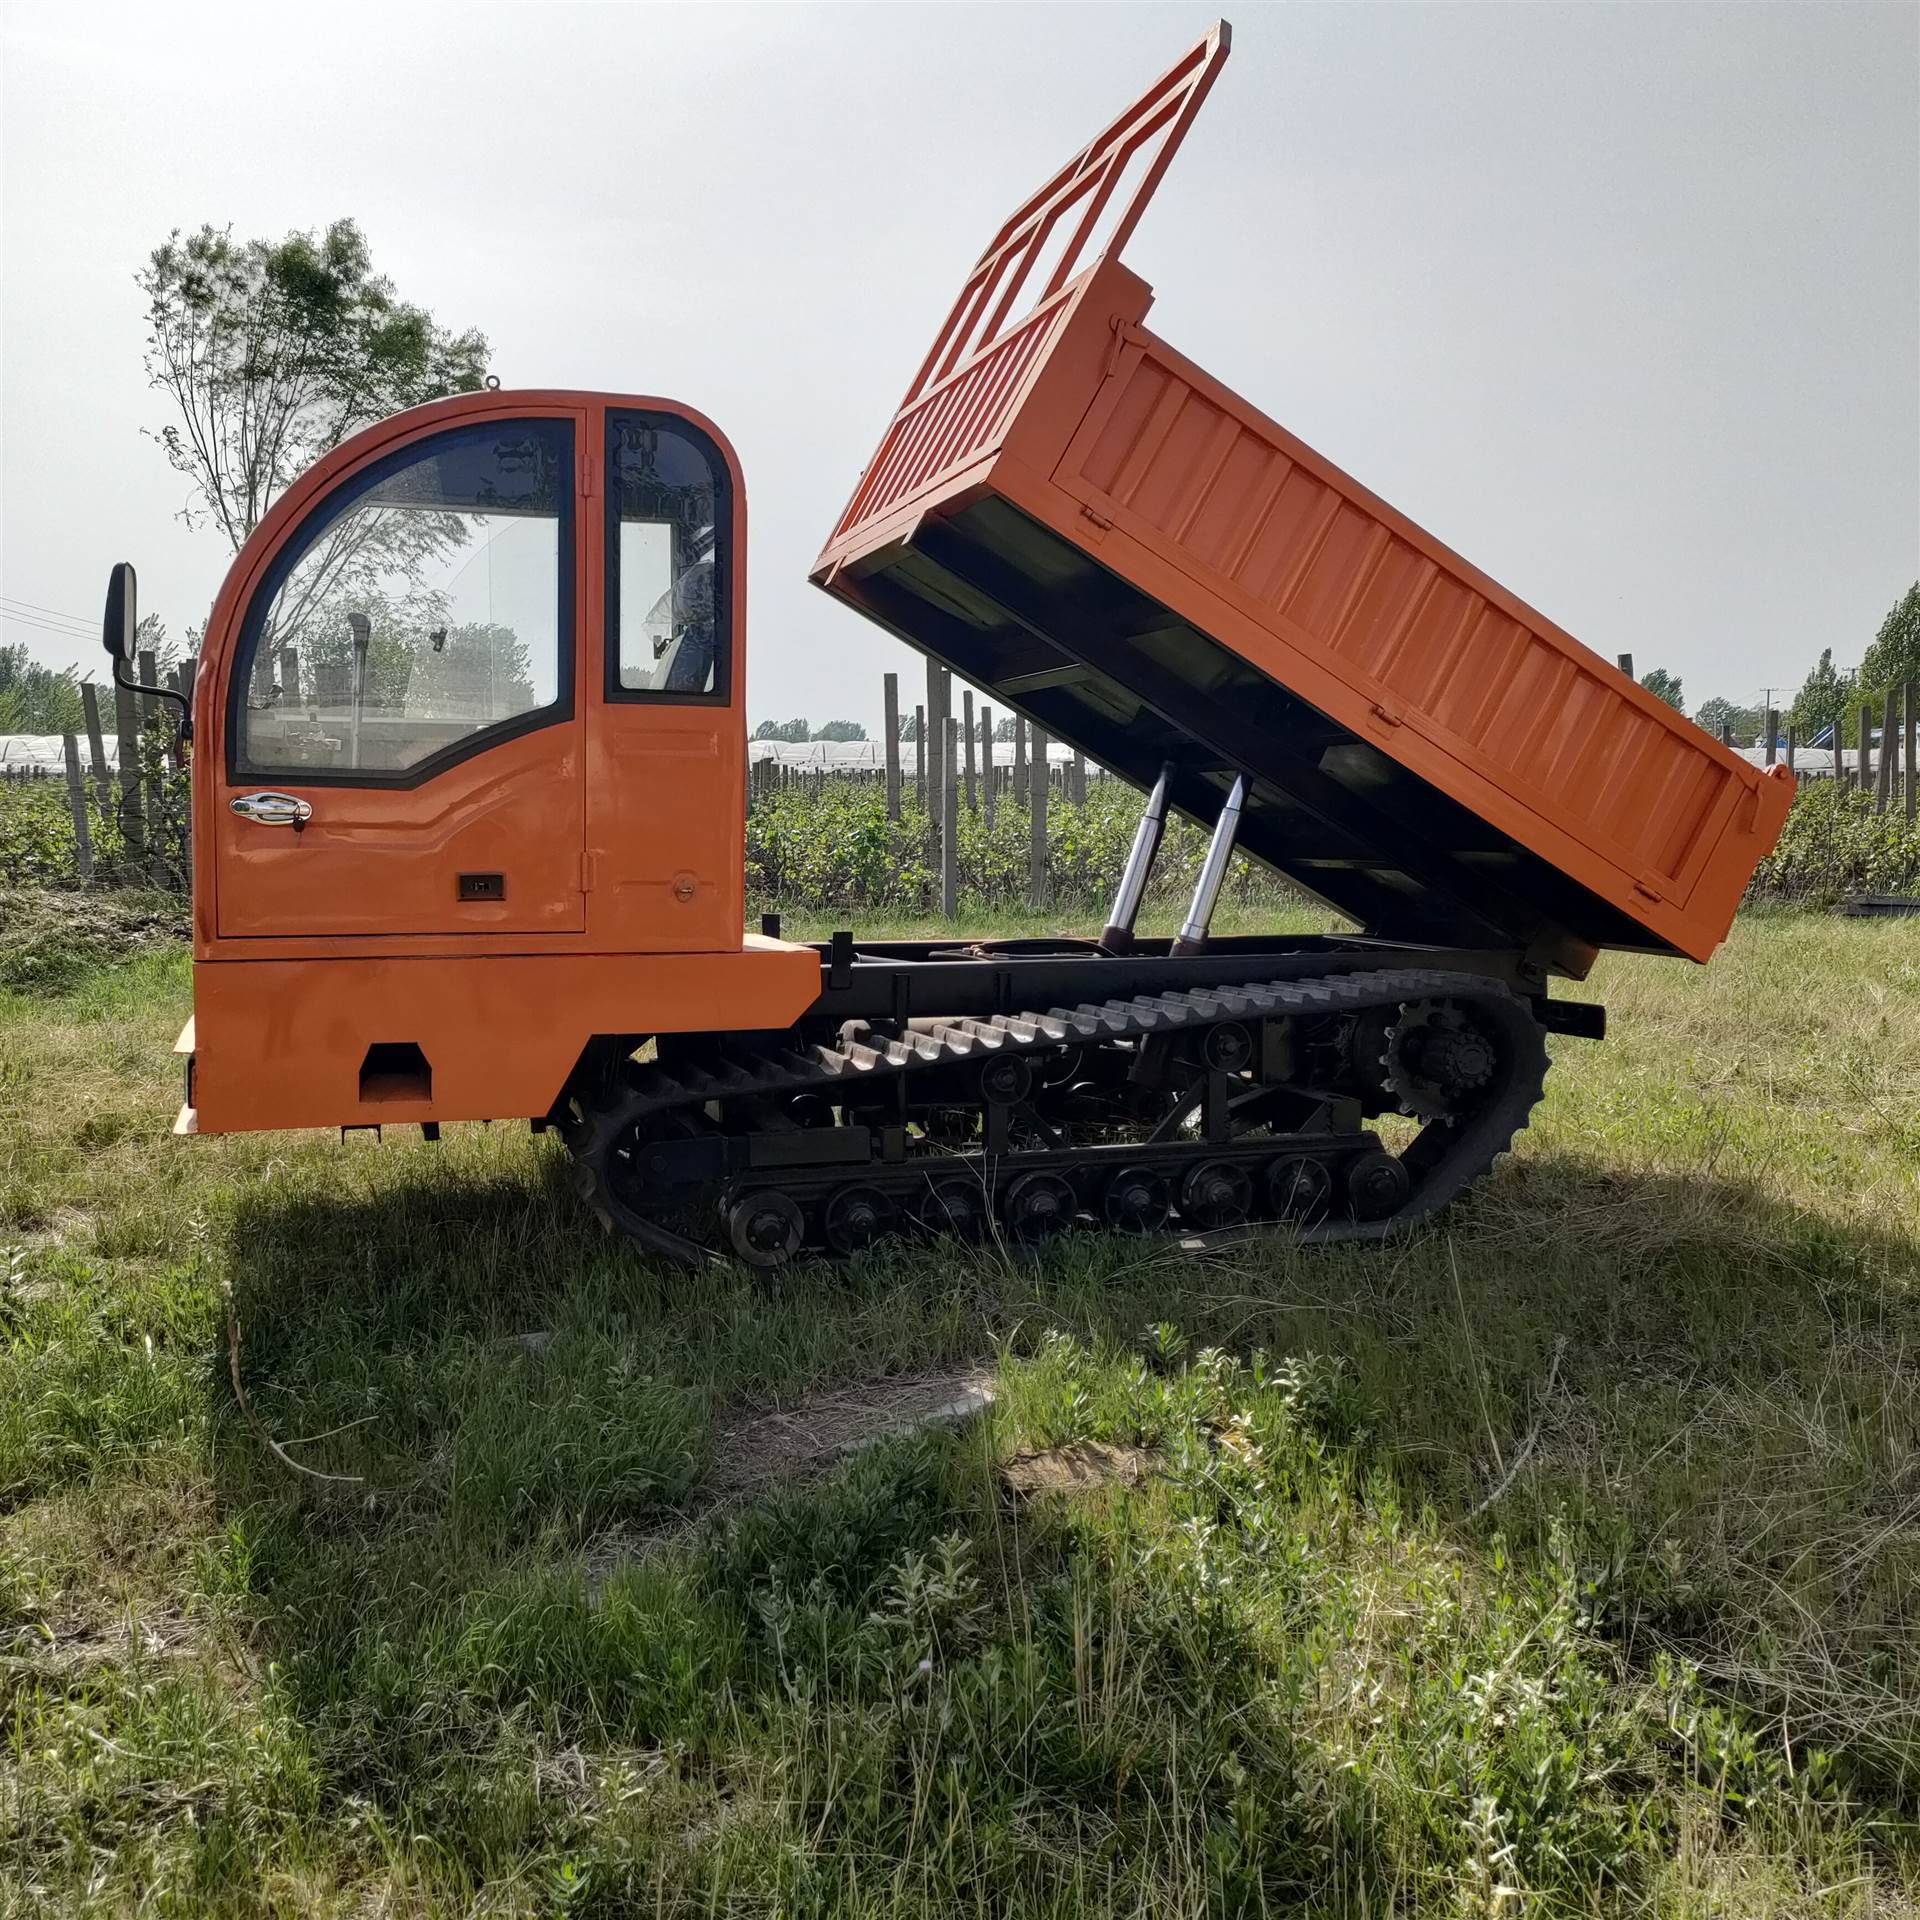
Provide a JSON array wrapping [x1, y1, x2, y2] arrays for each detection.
[[585, 405, 746, 953], [211, 407, 587, 939]]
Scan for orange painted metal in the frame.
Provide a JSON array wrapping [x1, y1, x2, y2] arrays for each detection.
[[192, 389, 754, 962], [182, 939, 819, 1135], [814, 23, 1791, 965], [185, 388, 817, 1133]]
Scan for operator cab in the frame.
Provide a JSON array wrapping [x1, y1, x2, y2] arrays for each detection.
[[174, 390, 749, 955]]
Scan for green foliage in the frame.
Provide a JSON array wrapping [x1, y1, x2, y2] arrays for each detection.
[[0, 644, 85, 735], [752, 717, 811, 742], [1787, 648, 1850, 743], [745, 776, 1298, 914], [1639, 666, 1685, 713], [1749, 777, 1920, 904], [141, 218, 489, 551], [0, 703, 189, 898], [1696, 695, 1758, 746], [1858, 581, 1920, 698], [810, 719, 867, 742]]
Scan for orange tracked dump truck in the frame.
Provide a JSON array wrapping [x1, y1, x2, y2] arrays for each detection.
[[110, 23, 1791, 1267]]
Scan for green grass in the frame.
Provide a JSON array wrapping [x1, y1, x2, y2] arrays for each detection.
[[3, 902, 1919, 1914]]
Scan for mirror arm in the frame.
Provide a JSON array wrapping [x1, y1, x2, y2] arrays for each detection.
[[111, 658, 194, 746]]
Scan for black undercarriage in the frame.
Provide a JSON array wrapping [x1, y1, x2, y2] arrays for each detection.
[[561, 933, 1600, 1269]]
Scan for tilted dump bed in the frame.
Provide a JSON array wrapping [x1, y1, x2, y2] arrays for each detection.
[[813, 23, 1792, 971]]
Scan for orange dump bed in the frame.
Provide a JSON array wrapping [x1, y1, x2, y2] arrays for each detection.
[[813, 23, 1791, 969]]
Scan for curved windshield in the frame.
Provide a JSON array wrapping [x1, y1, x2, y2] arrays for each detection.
[[232, 420, 571, 779]]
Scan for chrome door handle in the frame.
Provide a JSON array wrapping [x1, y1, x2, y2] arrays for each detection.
[[229, 791, 313, 827]]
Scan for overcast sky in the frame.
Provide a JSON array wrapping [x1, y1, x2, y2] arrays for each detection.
[[2, 0, 1914, 732]]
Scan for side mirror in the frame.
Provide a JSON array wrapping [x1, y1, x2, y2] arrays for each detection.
[[102, 562, 137, 666]]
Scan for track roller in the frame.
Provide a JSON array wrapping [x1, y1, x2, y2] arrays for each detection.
[[726, 1189, 805, 1267], [822, 1182, 897, 1255], [1103, 1165, 1172, 1234], [916, 1176, 988, 1243], [1002, 1169, 1078, 1243], [1345, 1150, 1411, 1220], [1180, 1158, 1253, 1230], [979, 1053, 1034, 1107], [1268, 1154, 1332, 1221], [1201, 1021, 1253, 1073]]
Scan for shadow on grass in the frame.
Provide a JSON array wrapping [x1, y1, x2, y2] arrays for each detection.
[[207, 1141, 1920, 1886]]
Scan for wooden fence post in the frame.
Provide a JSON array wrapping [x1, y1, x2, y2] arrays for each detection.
[[962, 688, 977, 814], [1906, 681, 1916, 824], [883, 671, 901, 822], [137, 650, 172, 886], [1070, 747, 1086, 806], [1028, 725, 1048, 909], [913, 705, 926, 808], [1616, 652, 1633, 678], [113, 673, 145, 873], [1763, 709, 1777, 767], [279, 646, 300, 709], [943, 716, 959, 917], [80, 681, 109, 791], [925, 663, 947, 890], [981, 705, 996, 829], [1013, 716, 1027, 806], [1882, 686, 1898, 814], [1784, 724, 1796, 775], [62, 733, 93, 882]]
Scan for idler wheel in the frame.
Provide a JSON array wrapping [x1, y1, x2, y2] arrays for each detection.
[[1102, 1165, 1171, 1235], [1180, 1158, 1253, 1230]]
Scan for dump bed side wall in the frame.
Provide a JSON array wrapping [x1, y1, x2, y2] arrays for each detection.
[[818, 260, 1791, 962], [1040, 275, 1790, 945]]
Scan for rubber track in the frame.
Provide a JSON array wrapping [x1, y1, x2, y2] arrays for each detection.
[[569, 967, 1548, 1262]]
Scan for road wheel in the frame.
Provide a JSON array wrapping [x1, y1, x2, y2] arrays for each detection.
[[1180, 1158, 1252, 1230], [916, 1177, 988, 1243], [725, 1189, 804, 1267], [1267, 1154, 1332, 1221], [1345, 1150, 1411, 1220], [822, 1183, 897, 1255], [1002, 1169, 1077, 1244], [1103, 1165, 1171, 1234]]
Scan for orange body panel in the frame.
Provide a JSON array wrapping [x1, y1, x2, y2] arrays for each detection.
[[813, 24, 1791, 965], [184, 939, 819, 1134], [184, 390, 818, 1133]]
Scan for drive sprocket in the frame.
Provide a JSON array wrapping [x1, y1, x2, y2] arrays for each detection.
[[1379, 998, 1496, 1122]]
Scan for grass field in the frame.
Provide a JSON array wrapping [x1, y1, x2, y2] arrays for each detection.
[[3, 897, 1919, 1915]]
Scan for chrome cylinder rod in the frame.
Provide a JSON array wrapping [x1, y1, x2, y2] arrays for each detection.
[[1170, 774, 1246, 957], [1100, 760, 1174, 953]]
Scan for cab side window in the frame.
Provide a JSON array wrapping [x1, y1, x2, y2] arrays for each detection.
[[607, 413, 730, 703], [231, 420, 572, 782]]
